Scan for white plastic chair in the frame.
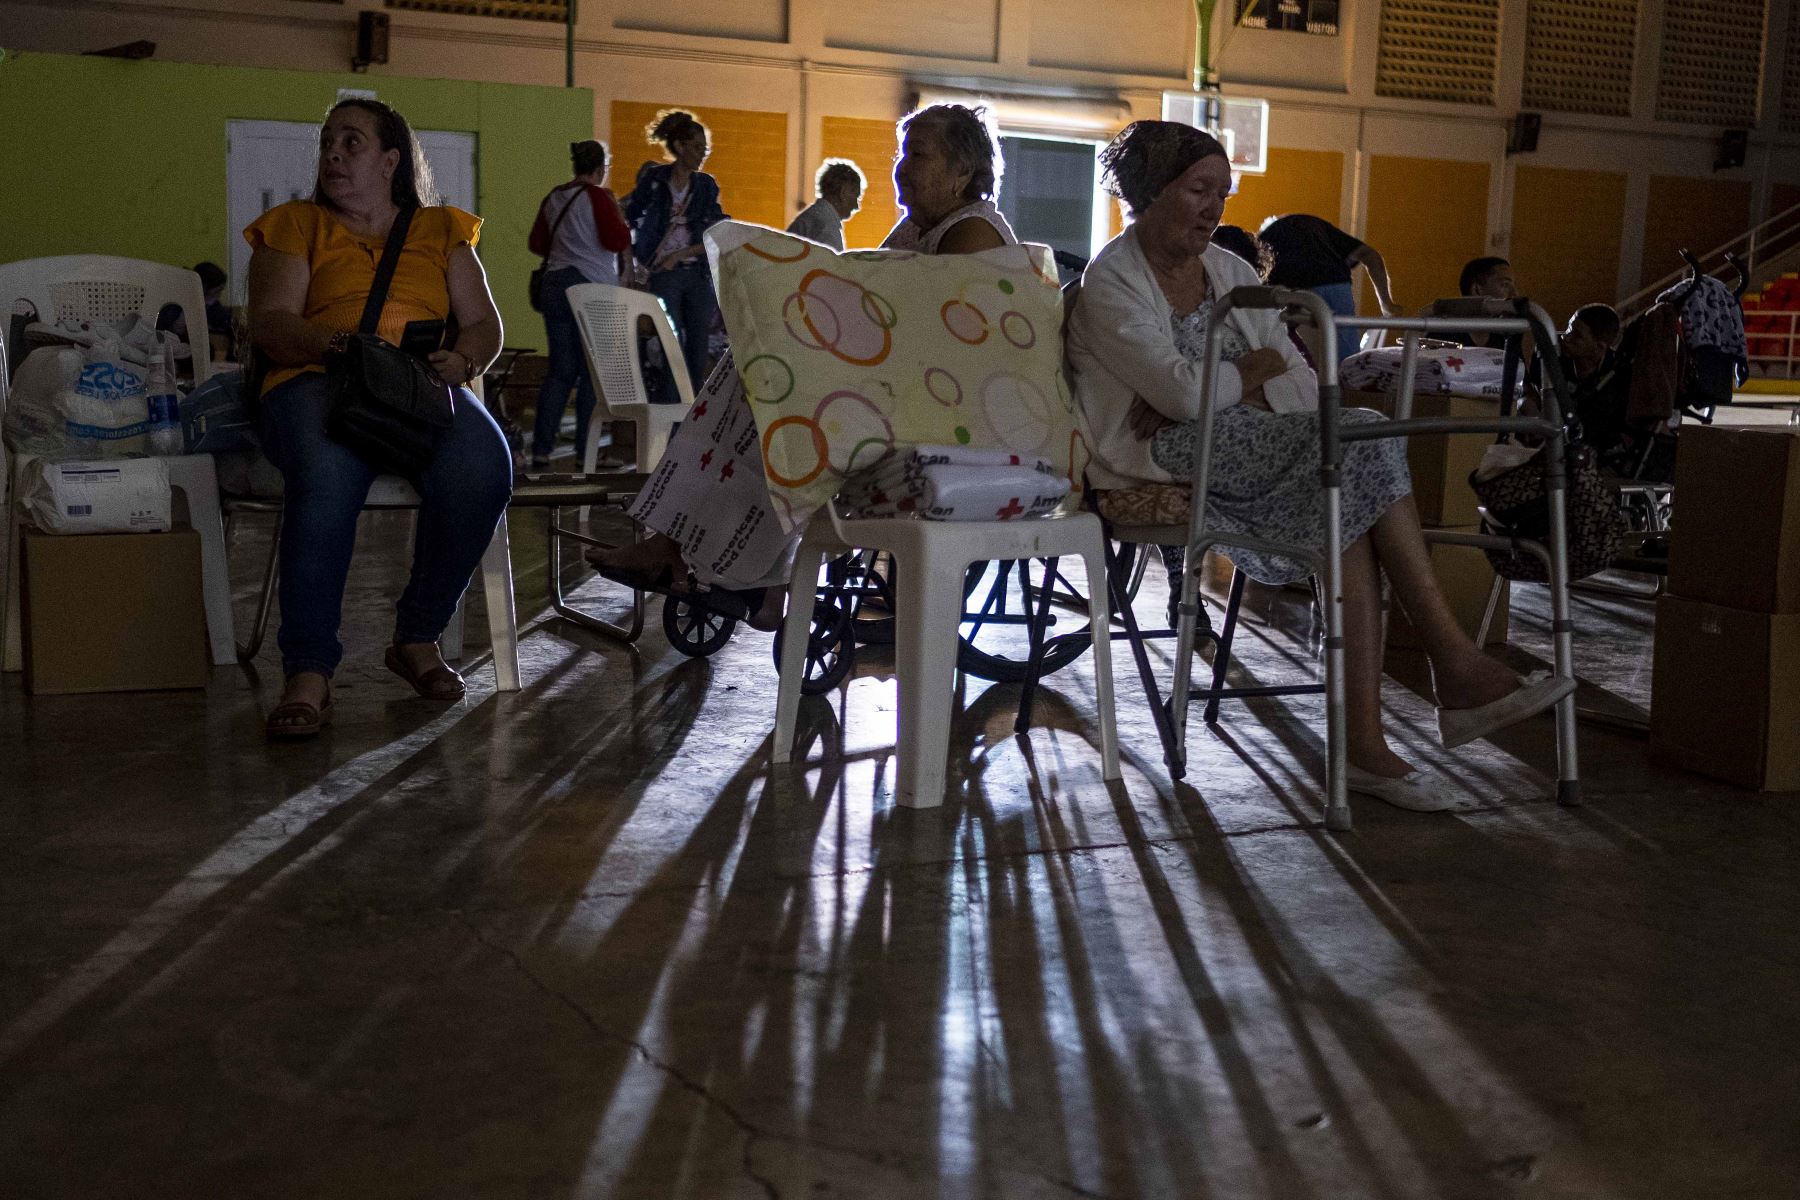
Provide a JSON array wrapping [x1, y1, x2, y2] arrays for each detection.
[[0, 256, 236, 671], [551, 282, 693, 643], [566, 283, 695, 473], [222, 379, 523, 694], [772, 506, 1121, 809]]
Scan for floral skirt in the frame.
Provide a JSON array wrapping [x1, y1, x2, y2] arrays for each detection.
[[1149, 405, 1412, 584]]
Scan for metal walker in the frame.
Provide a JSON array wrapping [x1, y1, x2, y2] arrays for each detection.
[[1174, 290, 1582, 831]]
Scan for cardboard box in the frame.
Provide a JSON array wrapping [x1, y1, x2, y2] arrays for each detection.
[[1650, 594, 1800, 791], [1667, 425, 1800, 613], [20, 528, 209, 695], [1349, 388, 1499, 527], [1386, 527, 1511, 649]]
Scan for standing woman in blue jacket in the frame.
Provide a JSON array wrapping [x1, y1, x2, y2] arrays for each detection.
[[624, 109, 726, 390]]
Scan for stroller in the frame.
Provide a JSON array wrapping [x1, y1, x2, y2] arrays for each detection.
[[1601, 250, 1749, 486]]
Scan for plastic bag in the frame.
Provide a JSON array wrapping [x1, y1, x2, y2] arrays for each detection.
[[2, 337, 151, 458], [20, 457, 172, 533], [1473, 439, 1537, 483]]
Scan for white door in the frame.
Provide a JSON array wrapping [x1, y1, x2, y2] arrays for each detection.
[[225, 119, 478, 305]]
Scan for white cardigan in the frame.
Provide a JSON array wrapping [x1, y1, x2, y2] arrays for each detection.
[[1066, 226, 1318, 489]]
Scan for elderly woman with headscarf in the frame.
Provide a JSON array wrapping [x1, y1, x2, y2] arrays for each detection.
[[1067, 121, 1572, 812]]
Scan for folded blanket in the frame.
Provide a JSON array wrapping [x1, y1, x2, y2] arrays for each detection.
[[1341, 346, 1521, 400], [841, 446, 1069, 521], [880, 443, 1062, 471]]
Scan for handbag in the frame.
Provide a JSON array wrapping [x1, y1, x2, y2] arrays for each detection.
[[527, 187, 583, 312], [1470, 440, 1628, 583], [324, 205, 455, 478]]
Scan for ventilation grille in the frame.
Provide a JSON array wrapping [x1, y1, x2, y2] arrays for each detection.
[[1376, 0, 1500, 105], [1522, 0, 1637, 117], [385, 0, 567, 20], [1655, 0, 1765, 126], [1782, 1, 1800, 132], [52, 281, 147, 325]]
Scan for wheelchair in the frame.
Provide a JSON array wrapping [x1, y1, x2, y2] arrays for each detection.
[[661, 546, 1114, 696]]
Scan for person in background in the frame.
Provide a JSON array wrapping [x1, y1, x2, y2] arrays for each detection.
[[1561, 302, 1630, 451], [786, 159, 866, 251], [527, 139, 631, 471], [156, 261, 236, 366], [245, 97, 512, 738], [1207, 224, 1270, 277], [195, 262, 235, 360], [1461, 255, 1515, 303], [624, 109, 726, 390], [1259, 213, 1401, 359], [1454, 255, 1517, 349]]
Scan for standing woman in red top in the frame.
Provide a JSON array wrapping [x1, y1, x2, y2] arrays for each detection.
[[528, 139, 632, 470]]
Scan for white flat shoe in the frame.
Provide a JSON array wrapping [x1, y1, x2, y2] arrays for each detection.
[[1345, 764, 1460, 813], [1436, 671, 1576, 749]]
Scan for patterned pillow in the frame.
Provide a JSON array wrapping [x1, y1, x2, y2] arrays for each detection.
[[708, 222, 1087, 529]]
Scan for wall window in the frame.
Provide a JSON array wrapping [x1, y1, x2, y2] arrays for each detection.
[[995, 134, 1107, 278]]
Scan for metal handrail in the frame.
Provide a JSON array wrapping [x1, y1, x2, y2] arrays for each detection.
[[1620, 198, 1800, 318]]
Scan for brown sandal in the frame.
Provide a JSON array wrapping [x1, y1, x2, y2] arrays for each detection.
[[385, 644, 466, 702], [266, 685, 333, 739]]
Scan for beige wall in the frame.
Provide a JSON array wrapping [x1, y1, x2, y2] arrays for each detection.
[[1364, 155, 1492, 312], [6, 0, 1800, 312], [1511, 165, 1629, 323]]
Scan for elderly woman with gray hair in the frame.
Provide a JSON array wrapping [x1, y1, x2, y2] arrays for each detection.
[[588, 103, 1014, 630], [787, 158, 866, 251], [1067, 119, 1572, 812]]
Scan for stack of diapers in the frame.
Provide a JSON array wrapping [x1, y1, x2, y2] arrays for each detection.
[[840, 445, 1070, 521]]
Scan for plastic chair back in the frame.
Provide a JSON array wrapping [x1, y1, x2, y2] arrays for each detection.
[[0, 255, 214, 382], [566, 283, 697, 413]]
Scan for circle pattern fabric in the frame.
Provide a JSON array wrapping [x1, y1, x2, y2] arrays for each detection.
[[712, 227, 1076, 527]]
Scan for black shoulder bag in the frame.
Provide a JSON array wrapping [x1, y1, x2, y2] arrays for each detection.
[[528, 187, 583, 312], [325, 205, 455, 479]]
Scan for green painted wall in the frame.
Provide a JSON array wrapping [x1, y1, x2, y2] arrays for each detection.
[[0, 51, 592, 352]]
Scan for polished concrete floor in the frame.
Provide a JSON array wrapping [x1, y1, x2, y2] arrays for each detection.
[[3, 506, 1798, 1200]]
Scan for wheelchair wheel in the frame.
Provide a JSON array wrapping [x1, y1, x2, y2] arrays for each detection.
[[846, 551, 897, 646], [956, 557, 1093, 683], [662, 597, 737, 658], [772, 593, 855, 694]]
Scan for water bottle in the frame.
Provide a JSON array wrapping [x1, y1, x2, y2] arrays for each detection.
[[144, 338, 184, 456]]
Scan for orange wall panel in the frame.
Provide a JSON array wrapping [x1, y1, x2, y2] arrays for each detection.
[[1639, 175, 1753, 289], [1510, 164, 1627, 323], [1224, 147, 1344, 239], [820, 115, 902, 249], [611, 101, 789, 231], [1363, 155, 1491, 312]]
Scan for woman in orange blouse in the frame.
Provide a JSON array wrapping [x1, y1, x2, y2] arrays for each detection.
[[247, 98, 512, 738]]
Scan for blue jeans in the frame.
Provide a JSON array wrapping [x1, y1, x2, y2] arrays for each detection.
[[259, 371, 513, 679], [649, 262, 717, 391], [532, 265, 597, 461], [1310, 281, 1359, 362]]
